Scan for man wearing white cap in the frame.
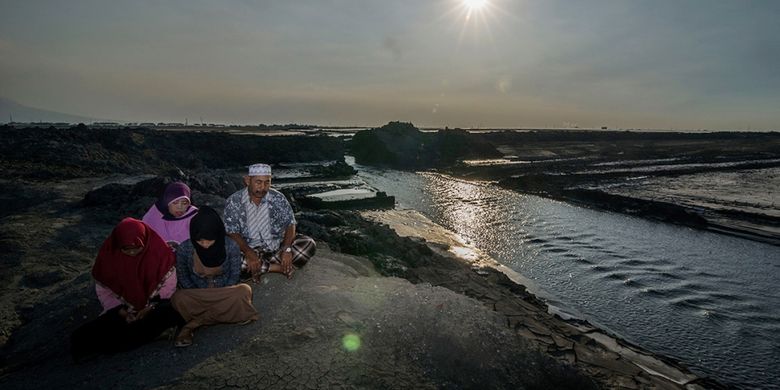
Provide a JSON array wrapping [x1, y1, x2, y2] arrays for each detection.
[[224, 163, 316, 280]]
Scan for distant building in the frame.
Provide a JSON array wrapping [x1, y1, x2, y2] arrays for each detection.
[[9, 121, 73, 129], [90, 121, 120, 128]]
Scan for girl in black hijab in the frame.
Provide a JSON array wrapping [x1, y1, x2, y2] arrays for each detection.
[[190, 206, 227, 268], [171, 206, 258, 347]]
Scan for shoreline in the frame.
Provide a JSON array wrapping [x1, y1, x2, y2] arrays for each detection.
[[552, 188, 780, 247], [361, 209, 724, 389], [449, 165, 780, 248]]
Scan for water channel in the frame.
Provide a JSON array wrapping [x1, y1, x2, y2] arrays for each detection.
[[356, 165, 780, 389]]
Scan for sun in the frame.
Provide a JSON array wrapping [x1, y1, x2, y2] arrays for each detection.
[[463, 0, 489, 11], [447, 0, 502, 43]]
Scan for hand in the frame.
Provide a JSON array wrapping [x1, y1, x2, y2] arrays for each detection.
[[123, 308, 138, 323], [246, 250, 262, 274], [135, 304, 154, 321], [281, 251, 293, 278]]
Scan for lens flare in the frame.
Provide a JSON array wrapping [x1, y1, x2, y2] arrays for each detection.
[[342, 333, 361, 352]]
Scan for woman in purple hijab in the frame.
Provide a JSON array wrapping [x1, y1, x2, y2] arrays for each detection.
[[142, 182, 199, 248]]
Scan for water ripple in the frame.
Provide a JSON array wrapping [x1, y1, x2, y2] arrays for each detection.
[[358, 167, 780, 389]]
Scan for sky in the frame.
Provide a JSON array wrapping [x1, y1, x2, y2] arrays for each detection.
[[1, 0, 779, 130]]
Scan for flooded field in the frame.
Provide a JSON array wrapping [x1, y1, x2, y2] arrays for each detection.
[[602, 167, 780, 218]]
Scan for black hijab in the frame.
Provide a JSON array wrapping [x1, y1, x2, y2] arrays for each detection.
[[189, 206, 227, 267]]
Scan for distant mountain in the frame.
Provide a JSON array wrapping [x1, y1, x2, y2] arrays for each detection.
[[0, 97, 108, 124]]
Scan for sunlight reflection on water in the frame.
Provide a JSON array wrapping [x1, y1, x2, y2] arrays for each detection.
[[357, 165, 780, 390]]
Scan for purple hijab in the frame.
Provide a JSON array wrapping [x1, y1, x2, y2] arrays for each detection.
[[142, 182, 198, 245], [155, 182, 198, 221]]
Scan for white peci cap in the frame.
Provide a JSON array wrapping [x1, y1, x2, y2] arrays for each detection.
[[248, 163, 272, 176]]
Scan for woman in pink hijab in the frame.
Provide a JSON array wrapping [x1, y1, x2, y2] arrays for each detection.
[[142, 182, 199, 248]]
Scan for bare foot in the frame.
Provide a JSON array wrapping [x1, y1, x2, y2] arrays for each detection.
[[267, 263, 294, 279], [251, 271, 263, 284], [174, 327, 194, 347]]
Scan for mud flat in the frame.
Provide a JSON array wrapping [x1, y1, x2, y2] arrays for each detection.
[[437, 131, 780, 246]]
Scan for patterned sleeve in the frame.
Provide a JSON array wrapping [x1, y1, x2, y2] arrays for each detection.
[[158, 269, 177, 299], [278, 192, 296, 226], [225, 238, 242, 286], [223, 193, 242, 235], [175, 240, 197, 289]]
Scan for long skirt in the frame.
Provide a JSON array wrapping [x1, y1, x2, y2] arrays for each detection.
[[70, 300, 184, 361], [171, 283, 258, 331]]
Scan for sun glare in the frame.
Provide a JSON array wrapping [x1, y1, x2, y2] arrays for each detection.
[[445, 0, 505, 46], [463, 0, 488, 11], [457, 0, 493, 23]]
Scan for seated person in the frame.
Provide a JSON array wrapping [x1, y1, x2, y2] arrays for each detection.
[[224, 163, 316, 281], [70, 218, 183, 361], [142, 181, 198, 248], [171, 206, 259, 347]]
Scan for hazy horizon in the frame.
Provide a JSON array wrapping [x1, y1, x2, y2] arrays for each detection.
[[2, 1, 779, 131]]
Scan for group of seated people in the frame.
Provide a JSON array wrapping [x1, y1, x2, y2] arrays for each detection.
[[70, 163, 316, 360]]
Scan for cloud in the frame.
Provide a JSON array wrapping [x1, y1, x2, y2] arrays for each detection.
[[0, 0, 778, 129]]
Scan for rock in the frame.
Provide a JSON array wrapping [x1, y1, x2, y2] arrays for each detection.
[[191, 191, 226, 211], [350, 121, 501, 169], [307, 160, 356, 178], [297, 191, 395, 210], [1, 126, 346, 179], [20, 270, 66, 289], [0, 181, 56, 218], [299, 211, 345, 227], [81, 183, 133, 207], [574, 342, 641, 377], [295, 219, 331, 242]]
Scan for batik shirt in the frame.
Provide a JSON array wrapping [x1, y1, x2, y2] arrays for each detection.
[[224, 188, 296, 252]]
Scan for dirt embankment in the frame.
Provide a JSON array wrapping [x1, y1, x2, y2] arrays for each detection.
[[0, 174, 601, 389], [0, 125, 345, 181]]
